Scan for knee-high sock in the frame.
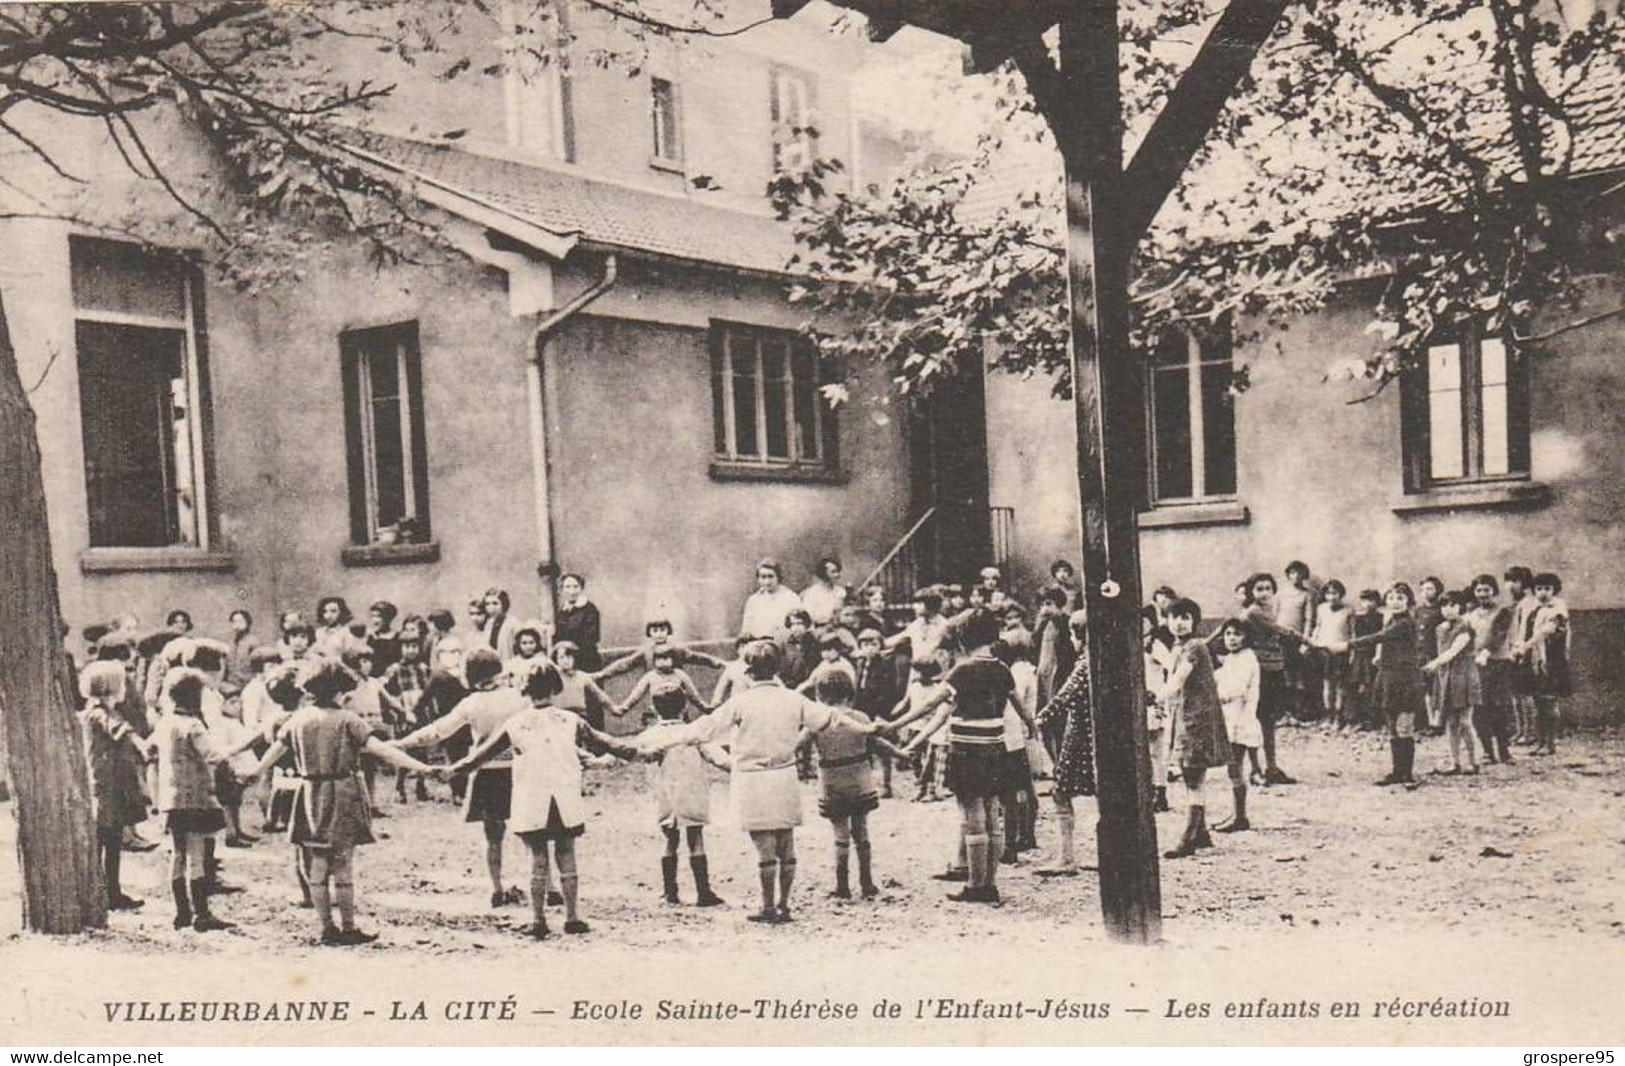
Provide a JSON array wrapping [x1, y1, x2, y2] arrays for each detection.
[[530, 858, 551, 927], [1055, 807, 1076, 867], [964, 833, 990, 890], [560, 873, 580, 922], [757, 861, 777, 912], [833, 840, 850, 893], [333, 881, 356, 930], [855, 839, 874, 890]]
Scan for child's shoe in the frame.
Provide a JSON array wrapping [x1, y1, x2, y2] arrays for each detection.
[[337, 928, 379, 946], [522, 921, 550, 940], [108, 893, 144, 912], [319, 925, 343, 946], [930, 866, 969, 882], [860, 880, 879, 900], [563, 919, 590, 935]]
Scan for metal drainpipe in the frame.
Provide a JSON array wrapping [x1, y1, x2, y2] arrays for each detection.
[[527, 254, 618, 623]]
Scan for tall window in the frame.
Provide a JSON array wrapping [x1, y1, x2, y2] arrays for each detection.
[[71, 237, 213, 549], [650, 76, 682, 164], [1146, 329, 1238, 504], [504, 4, 574, 162], [341, 324, 431, 545], [1403, 330, 1529, 488], [769, 66, 816, 171], [710, 322, 837, 474]]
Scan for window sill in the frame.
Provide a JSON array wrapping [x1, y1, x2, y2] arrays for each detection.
[[709, 460, 847, 486], [340, 541, 442, 568], [648, 155, 685, 175], [81, 547, 238, 575], [1138, 500, 1250, 530], [1391, 481, 1552, 515]]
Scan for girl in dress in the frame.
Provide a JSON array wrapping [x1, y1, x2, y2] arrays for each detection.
[[1422, 591, 1482, 775], [1348, 590, 1384, 731], [395, 647, 530, 908], [342, 645, 403, 813], [1033, 610, 1096, 878], [1156, 599, 1232, 859], [504, 622, 548, 686], [550, 641, 615, 732], [257, 665, 316, 906], [79, 661, 153, 912], [639, 664, 730, 908], [809, 671, 907, 900], [449, 659, 643, 939], [481, 588, 518, 661], [152, 670, 238, 932], [1333, 583, 1427, 787], [993, 637, 1039, 861], [614, 646, 711, 725], [245, 659, 437, 945], [1521, 573, 1571, 756], [365, 601, 400, 677], [314, 596, 353, 654], [644, 640, 877, 925], [1312, 580, 1354, 730], [1211, 618, 1261, 832]]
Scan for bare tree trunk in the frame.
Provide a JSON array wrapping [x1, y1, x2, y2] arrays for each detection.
[[0, 291, 105, 933]]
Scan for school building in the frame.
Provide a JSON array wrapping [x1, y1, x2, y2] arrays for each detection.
[[2, 4, 959, 650]]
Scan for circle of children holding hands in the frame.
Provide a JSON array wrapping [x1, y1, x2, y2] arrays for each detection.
[[71, 551, 1573, 944]]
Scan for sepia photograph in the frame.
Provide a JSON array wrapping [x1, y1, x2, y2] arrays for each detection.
[[0, 0, 1621, 1048]]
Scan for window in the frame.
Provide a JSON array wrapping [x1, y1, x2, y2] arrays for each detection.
[[340, 324, 431, 545], [709, 322, 837, 475], [1402, 329, 1529, 489], [651, 76, 682, 164], [1146, 329, 1238, 504], [503, 4, 574, 162], [71, 237, 213, 549], [769, 66, 816, 171]]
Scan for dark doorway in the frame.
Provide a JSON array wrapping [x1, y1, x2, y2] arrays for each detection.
[[907, 361, 993, 587]]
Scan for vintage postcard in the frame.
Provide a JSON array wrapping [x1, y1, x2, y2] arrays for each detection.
[[0, 0, 1622, 1047]]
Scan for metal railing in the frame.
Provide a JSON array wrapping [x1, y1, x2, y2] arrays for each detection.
[[858, 505, 1015, 606]]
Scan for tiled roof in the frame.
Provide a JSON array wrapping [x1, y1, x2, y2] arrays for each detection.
[[348, 130, 800, 274]]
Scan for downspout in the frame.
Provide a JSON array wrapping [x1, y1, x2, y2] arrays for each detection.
[[527, 254, 618, 622]]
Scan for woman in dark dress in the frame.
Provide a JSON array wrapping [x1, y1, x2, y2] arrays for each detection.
[[553, 573, 602, 673]]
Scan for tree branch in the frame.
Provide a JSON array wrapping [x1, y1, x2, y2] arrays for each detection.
[[1514, 305, 1625, 344]]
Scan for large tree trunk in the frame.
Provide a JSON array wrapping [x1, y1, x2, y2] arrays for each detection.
[[0, 291, 106, 933]]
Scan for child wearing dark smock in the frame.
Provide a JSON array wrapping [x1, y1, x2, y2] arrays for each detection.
[[1157, 599, 1232, 859], [246, 659, 435, 945], [810, 672, 906, 900], [450, 659, 642, 939], [1520, 573, 1572, 756], [1423, 592, 1482, 775], [1334, 583, 1427, 787], [79, 661, 152, 911]]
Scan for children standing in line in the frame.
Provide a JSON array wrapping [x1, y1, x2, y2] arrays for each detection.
[[1422, 591, 1482, 775], [448, 659, 644, 939], [1211, 617, 1261, 829], [395, 647, 530, 908], [1157, 600, 1232, 859], [245, 659, 438, 945], [79, 661, 153, 912], [1312, 580, 1354, 729]]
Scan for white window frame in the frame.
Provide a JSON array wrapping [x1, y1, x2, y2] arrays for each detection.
[[71, 243, 211, 550], [714, 324, 831, 470], [1147, 331, 1236, 505], [354, 332, 422, 543]]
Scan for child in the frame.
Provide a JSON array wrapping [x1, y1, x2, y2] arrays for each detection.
[[1415, 576, 1446, 730], [798, 632, 858, 692], [1521, 573, 1571, 756], [614, 647, 710, 725], [1333, 584, 1427, 787], [778, 610, 820, 692], [245, 659, 437, 945], [425, 608, 457, 664], [314, 596, 353, 654], [395, 647, 530, 908], [551, 641, 616, 732], [1503, 566, 1539, 744], [710, 635, 755, 707], [256, 665, 316, 905], [942, 584, 969, 616], [282, 620, 316, 663], [1143, 608, 1171, 811], [639, 669, 730, 908], [409, 636, 474, 802], [852, 627, 903, 798], [450, 659, 643, 939], [891, 657, 948, 802], [1212, 617, 1261, 830], [1156, 599, 1232, 859], [480, 587, 519, 661], [885, 587, 950, 665], [504, 622, 549, 685], [1467, 575, 1516, 765], [992, 638, 1039, 861], [1422, 591, 1481, 775], [342, 646, 403, 812], [1348, 590, 1384, 731], [643, 640, 877, 925], [1032, 610, 1096, 877], [383, 630, 434, 802], [79, 661, 153, 911], [152, 670, 238, 932], [1225, 573, 1306, 785], [224, 609, 259, 693], [809, 671, 906, 900], [596, 619, 727, 682], [366, 601, 401, 677], [889, 609, 1026, 905], [1312, 580, 1354, 729], [1279, 561, 1320, 720]]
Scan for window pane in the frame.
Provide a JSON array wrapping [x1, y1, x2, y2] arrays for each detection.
[[1480, 337, 1507, 387], [371, 395, 407, 528], [732, 338, 759, 457], [711, 345, 728, 454], [366, 344, 400, 401], [76, 322, 189, 547], [1427, 345, 1464, 480], [1152, 332, 1188, 368], [791, 347, 821, 460], [1483, 383, 1510, 476], [762, 340, 790, 459], [70, 238, 186, 321], [1200, 360, 1237, 496], [1152, 366, 1193, 500], [652, 77, 680, 160]]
